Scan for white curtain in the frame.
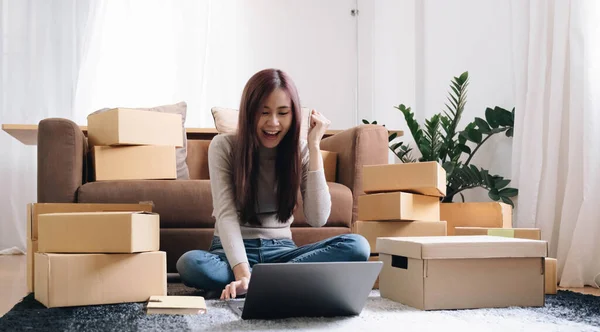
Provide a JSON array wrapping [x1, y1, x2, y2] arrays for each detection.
[[0, 0, 93, 253], [510, 0, 600, 287]]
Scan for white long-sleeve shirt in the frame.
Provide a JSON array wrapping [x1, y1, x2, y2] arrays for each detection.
[[208, 133, 332, 268]]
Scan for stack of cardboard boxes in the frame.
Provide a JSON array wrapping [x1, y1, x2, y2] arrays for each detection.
[[87, 108, 182, 181], [28, 108, 184, 308], [354, 161, 448, 288]]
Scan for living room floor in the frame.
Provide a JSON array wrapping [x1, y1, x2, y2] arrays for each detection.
[[1, 255, 599, 318]]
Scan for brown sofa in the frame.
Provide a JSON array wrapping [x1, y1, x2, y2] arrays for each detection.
[[37, 118, 389, 272]]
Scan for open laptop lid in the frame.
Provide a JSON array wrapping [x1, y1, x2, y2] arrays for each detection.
[[240, 261, 382, 320]]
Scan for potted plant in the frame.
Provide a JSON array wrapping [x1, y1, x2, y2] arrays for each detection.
[[363, 71, 518, 207]]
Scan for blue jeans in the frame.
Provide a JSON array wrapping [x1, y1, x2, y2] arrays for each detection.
[[176, 233, 370, 291]]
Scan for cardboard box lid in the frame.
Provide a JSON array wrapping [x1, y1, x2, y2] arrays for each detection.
[[147, 296, 206, 311], [376, 236, 547, 259], [40, 211, 156, 217]]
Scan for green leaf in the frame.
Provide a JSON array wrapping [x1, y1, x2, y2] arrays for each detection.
[[474, 117, 491, 134], [442, 161, 455, 176], [362, 119, 369, 124], [388, 132, 398, 142], [373, 121, 378, 125], [485, 107, 500, 128], [458, 71, 469, 84], [466, 127, 482, 143], [488, 188, 500, 201], [500, 196, 514, 206], [494, 179, 510, 189], [499, 188, 518, 197], [495, 106, 513, 126], [457, 144, 471, 154], [506, 128, 514, 137]]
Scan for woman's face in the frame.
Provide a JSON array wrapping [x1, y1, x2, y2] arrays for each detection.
[[256, 88, 293, 148]]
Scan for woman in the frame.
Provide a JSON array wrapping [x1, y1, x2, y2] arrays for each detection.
[[176, 68, 370, 300]]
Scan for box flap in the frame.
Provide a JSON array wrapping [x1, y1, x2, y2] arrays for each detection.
[[147, 296, 206, 311], [377, 236, 547, 259], [40, 211, 157, 217]]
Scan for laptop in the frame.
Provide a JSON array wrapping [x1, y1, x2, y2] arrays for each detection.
[[226, 261, 383, 320]]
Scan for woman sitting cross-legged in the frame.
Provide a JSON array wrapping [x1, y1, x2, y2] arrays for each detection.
[[176, 68, 370, 300]]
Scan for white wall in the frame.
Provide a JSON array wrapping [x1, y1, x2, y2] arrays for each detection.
[[358, 0, 515, 202]]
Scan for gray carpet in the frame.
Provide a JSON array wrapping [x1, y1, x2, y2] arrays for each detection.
[[1, 283, 599, 332]]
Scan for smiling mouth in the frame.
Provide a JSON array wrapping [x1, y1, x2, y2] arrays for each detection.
[[262, 130, 280, 139]]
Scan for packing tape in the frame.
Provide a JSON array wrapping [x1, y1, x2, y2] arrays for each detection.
[[487, 229, 515, 238]]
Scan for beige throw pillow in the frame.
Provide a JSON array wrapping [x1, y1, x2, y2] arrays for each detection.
[[90, 101, 190, 180], [211, 106, 311, 140]]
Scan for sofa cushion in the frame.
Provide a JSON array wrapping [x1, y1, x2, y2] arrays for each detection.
[[78, 180, 352, 229]]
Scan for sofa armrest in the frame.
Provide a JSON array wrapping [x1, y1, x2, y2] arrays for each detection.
[[320, 124, 389, 224], [37, 118, 87, 203]]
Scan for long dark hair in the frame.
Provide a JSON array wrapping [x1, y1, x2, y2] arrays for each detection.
[[233, 69, 302, 225]]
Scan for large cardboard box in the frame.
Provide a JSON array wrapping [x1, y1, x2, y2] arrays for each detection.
[[27, 203, 154, 241], [38, 211, 159, 253], [363, 162, 446, 197], [27, 238, 38, 293], [354, 220, 447, 253], [545, 257, 557, 295], [358, 192, 440, 221], [454, 227, 541, 240], [34, 251, 167, 308], [87, 108, 183, 147], [92, 145, 177, 181], [376, 236, 547, 310], [440, 202, 512, 235]]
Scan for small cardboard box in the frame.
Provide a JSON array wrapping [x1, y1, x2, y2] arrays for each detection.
[[38, 211, 159, 253], [354, 220, 447, 253], [87, 108, 183, 147], [27, 203, 153, 241], [147, 296, 207, 315], [321, 150, 337, 182], [35, 251, 167, 308], [545, 257, 557, 295], [92, 145, 177, 181], [376, 236, 547, 310], [27, 238, 38, 293], [363, 162, 446, 197], [454, 227, 541, 240], [358, 192, 440, 221], [440, 202, 512, 235]]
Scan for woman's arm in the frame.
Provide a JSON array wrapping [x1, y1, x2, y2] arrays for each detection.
[[208, 135, 250, 277]]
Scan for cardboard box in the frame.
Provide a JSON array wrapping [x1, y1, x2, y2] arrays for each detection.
[[27, 238, 38, 293], [147, 296, 207, 315], [354, 220, 447, 253], [92, 145, 177, 181], [358, 192, 440, 221], [545, 257, 557, 295], [87, 108, 183, 147], [369, 255, 380, 289], [363, 162, 446, 197], [376, 236, 547, 310], [440, 202, 512, 235], [321, 150, 337, 182], [454, 227, 541, 240], [38, 211, 159, 253], [35, 251, 167, 308], [27, 203, 153, 241]]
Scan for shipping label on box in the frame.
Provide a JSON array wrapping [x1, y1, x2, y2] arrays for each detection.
[[358, 192, 440, 221], [92, 145, 177, 181], [35, 251, 167, 308], [363, 162, 446, 197], [38, 211, 160, 253], [27, 203, 153, 241], [354, 220, 447, 253], [454, 227, 541, 240], [87, 108, 183, 147], [440, 202, 512, 235], [376, 236, 547, 310]]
